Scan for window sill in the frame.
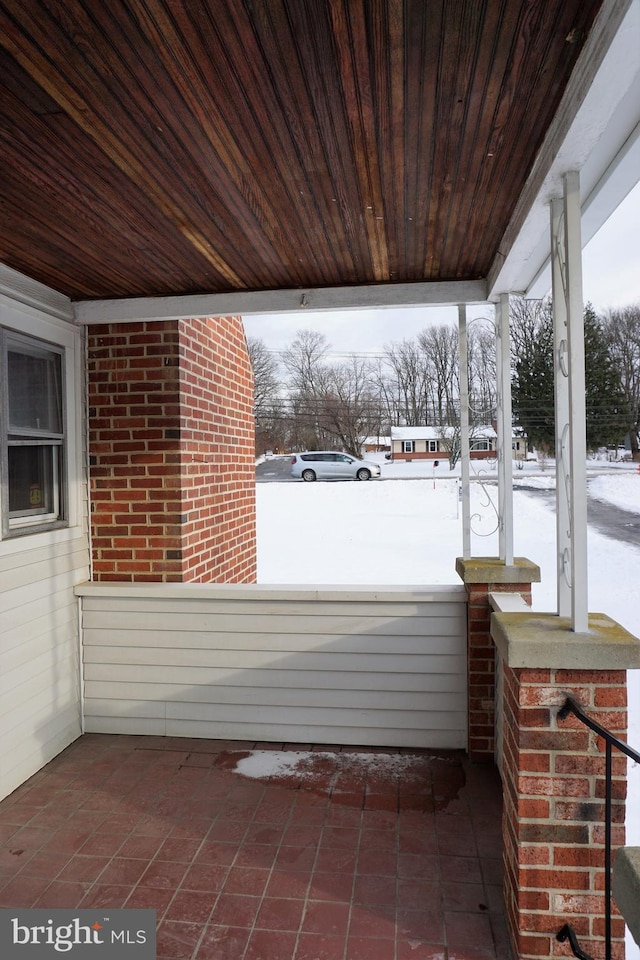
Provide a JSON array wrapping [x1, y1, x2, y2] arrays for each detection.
[[0, 522, 86, 554]]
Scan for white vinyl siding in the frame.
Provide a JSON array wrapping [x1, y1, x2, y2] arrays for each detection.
[[78, 584, 468, 749], [0, 292, 89, 802], [0, 533, 89, 801]]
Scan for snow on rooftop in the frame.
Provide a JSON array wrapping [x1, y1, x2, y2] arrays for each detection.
[[391, 425, 497, 440]]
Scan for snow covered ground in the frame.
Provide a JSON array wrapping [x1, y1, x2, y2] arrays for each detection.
[[256, 455, 640, 956]]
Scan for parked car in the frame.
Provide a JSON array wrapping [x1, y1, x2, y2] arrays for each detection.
[[290, 451, 382, 482]]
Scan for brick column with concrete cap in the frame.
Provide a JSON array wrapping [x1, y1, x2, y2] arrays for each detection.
[[456, 556, 541, 762], [491, 610, 640, 960]]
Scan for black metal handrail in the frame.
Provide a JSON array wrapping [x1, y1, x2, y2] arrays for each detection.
[[556, 696, 640, 960]]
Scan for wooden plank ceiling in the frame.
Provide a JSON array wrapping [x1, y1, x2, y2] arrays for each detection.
[[0, 0, 602, 302]]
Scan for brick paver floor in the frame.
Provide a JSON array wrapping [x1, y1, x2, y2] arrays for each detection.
[[0, 735, 512, 959]]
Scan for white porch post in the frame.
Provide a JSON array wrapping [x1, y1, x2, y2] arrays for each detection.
[[496, 294, 514, 565], [550, 197, 572, 618], [458, 304, 471, 558], [563, 171, 588, 631]]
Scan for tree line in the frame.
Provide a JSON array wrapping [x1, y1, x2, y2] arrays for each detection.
[[248, 300, 640, 462]]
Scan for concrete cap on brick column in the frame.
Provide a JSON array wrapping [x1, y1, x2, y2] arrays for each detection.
[[455, 556, 541, 584], [491, 611, 640, 669], [613, 847, 640, 946]]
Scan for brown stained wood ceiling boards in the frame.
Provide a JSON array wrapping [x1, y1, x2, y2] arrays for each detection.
[[0, 0, 603, 301]]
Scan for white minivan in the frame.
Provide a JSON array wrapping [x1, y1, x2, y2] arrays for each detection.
[[290, 451, 381, 482]]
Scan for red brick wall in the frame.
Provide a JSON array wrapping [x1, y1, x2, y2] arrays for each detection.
[[88, 317, 256, 583], [501, 665, 627, 960], [465, 581, 533, 762], [178, 317, 256, 582]]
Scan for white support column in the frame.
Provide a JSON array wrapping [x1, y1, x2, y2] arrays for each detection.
[[496, 294, 514, 565], [459, 304, 471, 558], [564, 171, 588, 632], [550, 197, 572, 618]]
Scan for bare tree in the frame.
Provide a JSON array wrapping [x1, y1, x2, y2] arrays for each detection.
[[602, 304, 640, 460], [247, 336, 279, 414], [320, 356, 380, 457], [509, 297, 550, 361], [247, 336, 284, 454], [418, 324, 459, 425], [468, 321, 497, 422], [370, 358, 400, 432], [274, 318, 503, 458], [281, 329, 330, 396], [279, 330, 382, 454], [382, 339, 431, 425], [378, 320, 497, 435], [281, 330, 332, 450]]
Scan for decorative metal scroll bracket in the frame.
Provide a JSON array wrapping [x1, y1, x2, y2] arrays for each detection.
[[561, 546, 572, 589], [469, 466, 499, 538], [558, 338, 569, 377], [554, 209, 568, 306], [558, 420, 572, 538]]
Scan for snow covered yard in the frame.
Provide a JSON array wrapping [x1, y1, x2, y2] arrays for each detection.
[[256, 459, 640, 957], [256, 458, 639, 605]]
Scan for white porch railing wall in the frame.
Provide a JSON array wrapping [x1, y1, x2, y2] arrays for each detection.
[[76, 583, 468, 750]]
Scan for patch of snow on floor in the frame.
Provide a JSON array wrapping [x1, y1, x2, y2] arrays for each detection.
[[234, 751, 310, 780], [233, 750, 448, 783]]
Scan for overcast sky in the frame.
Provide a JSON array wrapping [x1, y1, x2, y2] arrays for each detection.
[[242, 179, 640, 356]]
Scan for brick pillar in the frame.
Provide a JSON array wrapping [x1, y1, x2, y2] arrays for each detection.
[[500, 664, 627, 960], [88, 316, 256, 583], [490, 611, 640, 960], [456, 557, 541, 762]]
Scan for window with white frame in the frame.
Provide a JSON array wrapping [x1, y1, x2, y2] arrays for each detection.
[[471, 439, 491, 451], [1, 329, 67, 536], [428, 440, 438, 452], [402, 440, 414, 453]]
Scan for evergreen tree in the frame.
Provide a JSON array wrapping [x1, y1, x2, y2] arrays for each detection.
[[512, 300, 627, 453], [583, 304, 627, 449], [511, 306, 555, 450]]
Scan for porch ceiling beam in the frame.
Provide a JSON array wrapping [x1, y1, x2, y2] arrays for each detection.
[[72, 279, 488, 325]]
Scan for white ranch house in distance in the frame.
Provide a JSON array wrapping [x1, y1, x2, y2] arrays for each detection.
[[389, 425, 527, 461]]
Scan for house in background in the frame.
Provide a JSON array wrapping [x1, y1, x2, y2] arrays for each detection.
[[390, 424, 507, 460], [389, 426, 530, 461], [360, 436, 391, 455]]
